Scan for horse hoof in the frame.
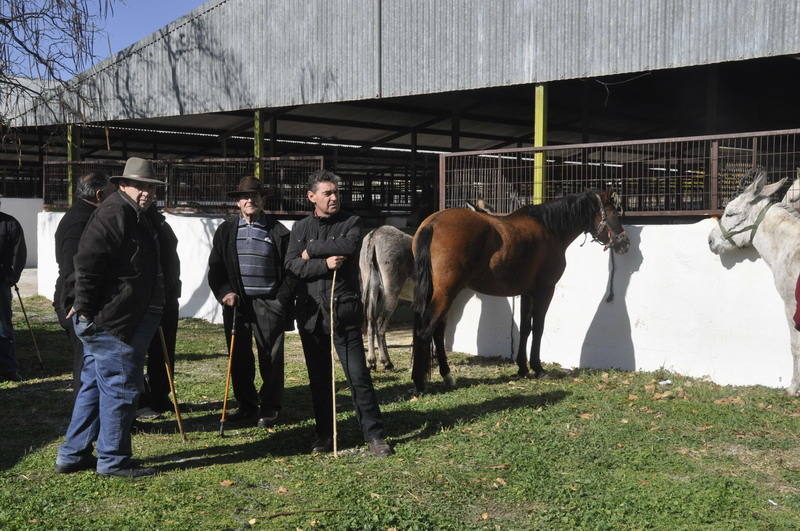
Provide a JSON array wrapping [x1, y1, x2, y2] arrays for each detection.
[[516, 368, 530, 378], [368, 363, 377, 372], [787, 384, 800, 397], [442, 373, 456, 388], [532, 369, 548, 379], [383, 362, 395, 371]]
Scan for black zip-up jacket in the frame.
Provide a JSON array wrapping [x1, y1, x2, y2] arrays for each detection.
[[54, 199, 96, 317], [285, 211, 363, 333], [72, 191, 165, 342], [148, 206, 181, 303], [207, 212, 295, 330], [0, 211, 26, 287]]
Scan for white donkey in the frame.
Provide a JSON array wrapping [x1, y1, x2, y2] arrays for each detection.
[[708, 170, 800, 396]]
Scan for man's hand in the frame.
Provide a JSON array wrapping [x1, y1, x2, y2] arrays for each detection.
[[66, 307, 76, 319], [326, 255, 346, 270], [301, 249, 311, 260], [222, 292, 239, 307]]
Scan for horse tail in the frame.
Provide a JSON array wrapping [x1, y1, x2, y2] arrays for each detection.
[[359, 230, 382, 329], [413, 224, 435, 337]]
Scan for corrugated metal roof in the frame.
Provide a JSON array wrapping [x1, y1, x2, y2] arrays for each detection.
[[13, 0, 800, 126]]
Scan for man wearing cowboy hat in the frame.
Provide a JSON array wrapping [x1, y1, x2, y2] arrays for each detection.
[[208, 176, 295, 428], [56, 157, 168, 478]]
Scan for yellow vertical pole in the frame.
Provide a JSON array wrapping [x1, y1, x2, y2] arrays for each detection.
[[254, 110, 264, 180], [66, 124, 75, 206], [533, 84, 547, 204]]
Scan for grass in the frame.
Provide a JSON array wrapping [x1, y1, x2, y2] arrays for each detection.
[[1, 296, 799, 529]]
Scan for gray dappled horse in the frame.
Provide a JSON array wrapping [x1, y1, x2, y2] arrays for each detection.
[[359, 202, 495, 371]]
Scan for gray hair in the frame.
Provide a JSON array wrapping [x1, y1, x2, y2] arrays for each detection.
[[75, 171, 110, 201], [307, 169, 341, 192]]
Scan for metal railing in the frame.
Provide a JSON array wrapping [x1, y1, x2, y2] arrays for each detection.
[[440, 129, 800, 215], [43, 157, 323, 213]]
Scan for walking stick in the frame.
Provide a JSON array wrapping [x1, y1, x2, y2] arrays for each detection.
[[330, 269, 338, 458], [159, 326, 187, 442], [13, 284, 44, 370], [219, 307, 237, 437]]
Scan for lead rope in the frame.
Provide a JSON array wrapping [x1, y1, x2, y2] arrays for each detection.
[[605, 250, 616, 303], [330, 269, 338, 458]]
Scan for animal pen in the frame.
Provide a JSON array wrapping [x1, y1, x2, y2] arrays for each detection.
[[440, 129, 800, 216]]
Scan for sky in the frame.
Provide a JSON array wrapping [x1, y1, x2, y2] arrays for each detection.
[[91, 0, 208, 62]]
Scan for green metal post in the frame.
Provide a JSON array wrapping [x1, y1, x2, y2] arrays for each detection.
[[533, 84, 547, 204]]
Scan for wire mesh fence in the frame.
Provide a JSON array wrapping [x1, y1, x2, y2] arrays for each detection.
[[43, 157, 323, 213], [441, 129, 800, 215], [0, 166, 43, 198]]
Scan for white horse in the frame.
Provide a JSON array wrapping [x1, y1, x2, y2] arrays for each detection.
[[708, 170, 800, 396]]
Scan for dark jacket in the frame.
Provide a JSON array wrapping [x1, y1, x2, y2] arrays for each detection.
[[54, 199, 96, 317], [0, 211, 27, 286], [72, 191, 164, 342], [148, 206, 181, 303], [207, 212, 295, 330], [285, 211, 363, 333]]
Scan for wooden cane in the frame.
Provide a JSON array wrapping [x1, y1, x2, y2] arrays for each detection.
[[219, 308, 237, 437], [13, 284, 44, 370], [330, 269, 338, 458], [159, 326, 187, 442]]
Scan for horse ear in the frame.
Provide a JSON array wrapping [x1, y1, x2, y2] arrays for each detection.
[[761, 176, 787, 199], [747, 169, 769, 194], [782, 177, 800, 203]]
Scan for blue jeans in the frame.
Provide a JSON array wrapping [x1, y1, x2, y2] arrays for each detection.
[[57, 312, 162, 473], [0, 285, 18, 376]]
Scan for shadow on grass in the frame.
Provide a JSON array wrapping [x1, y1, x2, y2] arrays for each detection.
[[147, 389, 569, 472]]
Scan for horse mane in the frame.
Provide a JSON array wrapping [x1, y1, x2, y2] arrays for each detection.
[[513, 191, 598, 237]]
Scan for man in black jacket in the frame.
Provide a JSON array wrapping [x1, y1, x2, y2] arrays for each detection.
[[0, 195, 27, 382], [53, 171, 116, 396], [55, 157, 166, 478], [286, 170, 392, 457], [208, 176, 294, 428]]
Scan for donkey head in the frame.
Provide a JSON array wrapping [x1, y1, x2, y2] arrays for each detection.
[[708, 170, 786, 254], [593, 190, 629, 254]]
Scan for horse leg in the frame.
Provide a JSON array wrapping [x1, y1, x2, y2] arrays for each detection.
[[528, 286, 556, 378], [377, 309, 394, 371], [366, 316, 377, 371], [515, 294, 533, 377], [788, 324, 800, 396], [433, 319, 454, 388]]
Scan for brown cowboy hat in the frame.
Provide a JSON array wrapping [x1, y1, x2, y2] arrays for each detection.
[[227, 176, 268, 198], [110, 157, 165, 185]]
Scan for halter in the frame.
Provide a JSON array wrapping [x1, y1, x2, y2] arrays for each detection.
[[592, 193, 626, 250], [717, 200, 774, 247]]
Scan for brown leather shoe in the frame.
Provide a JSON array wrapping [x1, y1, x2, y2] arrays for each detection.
[[367, 438, 393, 457]]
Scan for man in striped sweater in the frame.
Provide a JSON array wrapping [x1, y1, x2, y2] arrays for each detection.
[[208, 176, 295, 428]]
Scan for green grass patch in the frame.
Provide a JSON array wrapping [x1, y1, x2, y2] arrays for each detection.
[[1, 296, 799, 529]]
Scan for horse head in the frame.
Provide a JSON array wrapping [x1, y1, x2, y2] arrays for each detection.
[[708, 170, 787, 254], [593, 190, 629, 254]]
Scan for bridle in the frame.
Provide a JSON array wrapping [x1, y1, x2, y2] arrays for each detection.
[[716, 200, 774, 247], [592, 193, 626, 250]]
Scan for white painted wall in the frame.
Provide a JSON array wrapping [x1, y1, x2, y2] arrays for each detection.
[[38, 214, 793, 389], [38, 211, 294, 325], [2, 197, 43, 267], [447, 219, 793, 390]]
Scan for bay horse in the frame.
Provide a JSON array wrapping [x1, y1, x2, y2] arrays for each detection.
[[708, 170, 800, 396], [360, 202, 496, 371], [411, 190, 630, 393]]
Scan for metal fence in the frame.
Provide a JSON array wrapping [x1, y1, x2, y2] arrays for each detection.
[[440, 129, 800, 216], [43, 157, 323, 213], [0, 167, 41, 198]]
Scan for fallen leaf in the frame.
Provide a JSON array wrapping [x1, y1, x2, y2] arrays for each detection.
[[310, 520, 321, 527], [28, 520, 38, 524], [409, 396, 419, 402], [274, 458, 285, 462], [277, 486, 288, 494], [620, 418, 629, 424], [601, 372, 609, 380], [249, 519, 258, 525], [493, 477, 507, 487], [484, 463, 510, 470], [757, 403, 772, 410], [789, 412, 800, 418], [653, 391, 673, 400], [565, 485, 578, 491], [696, 424, 713, 431], [578, 413, 595, 420], [644, 384, 656, 393], [219, 480, 235, 487], [627, 394, 639, 401], [387, 528, 398, 531], [714, 396, 744, 405], [370, 492, 381, 499], [481, 513, 489, 520]]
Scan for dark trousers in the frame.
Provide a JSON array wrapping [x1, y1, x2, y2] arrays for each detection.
[[56, 307, 84, 399], [140, 302, 179, 412], [223, 297, 284, 414], [299, 323, 385, 442], [0, 285, 18, 376]]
